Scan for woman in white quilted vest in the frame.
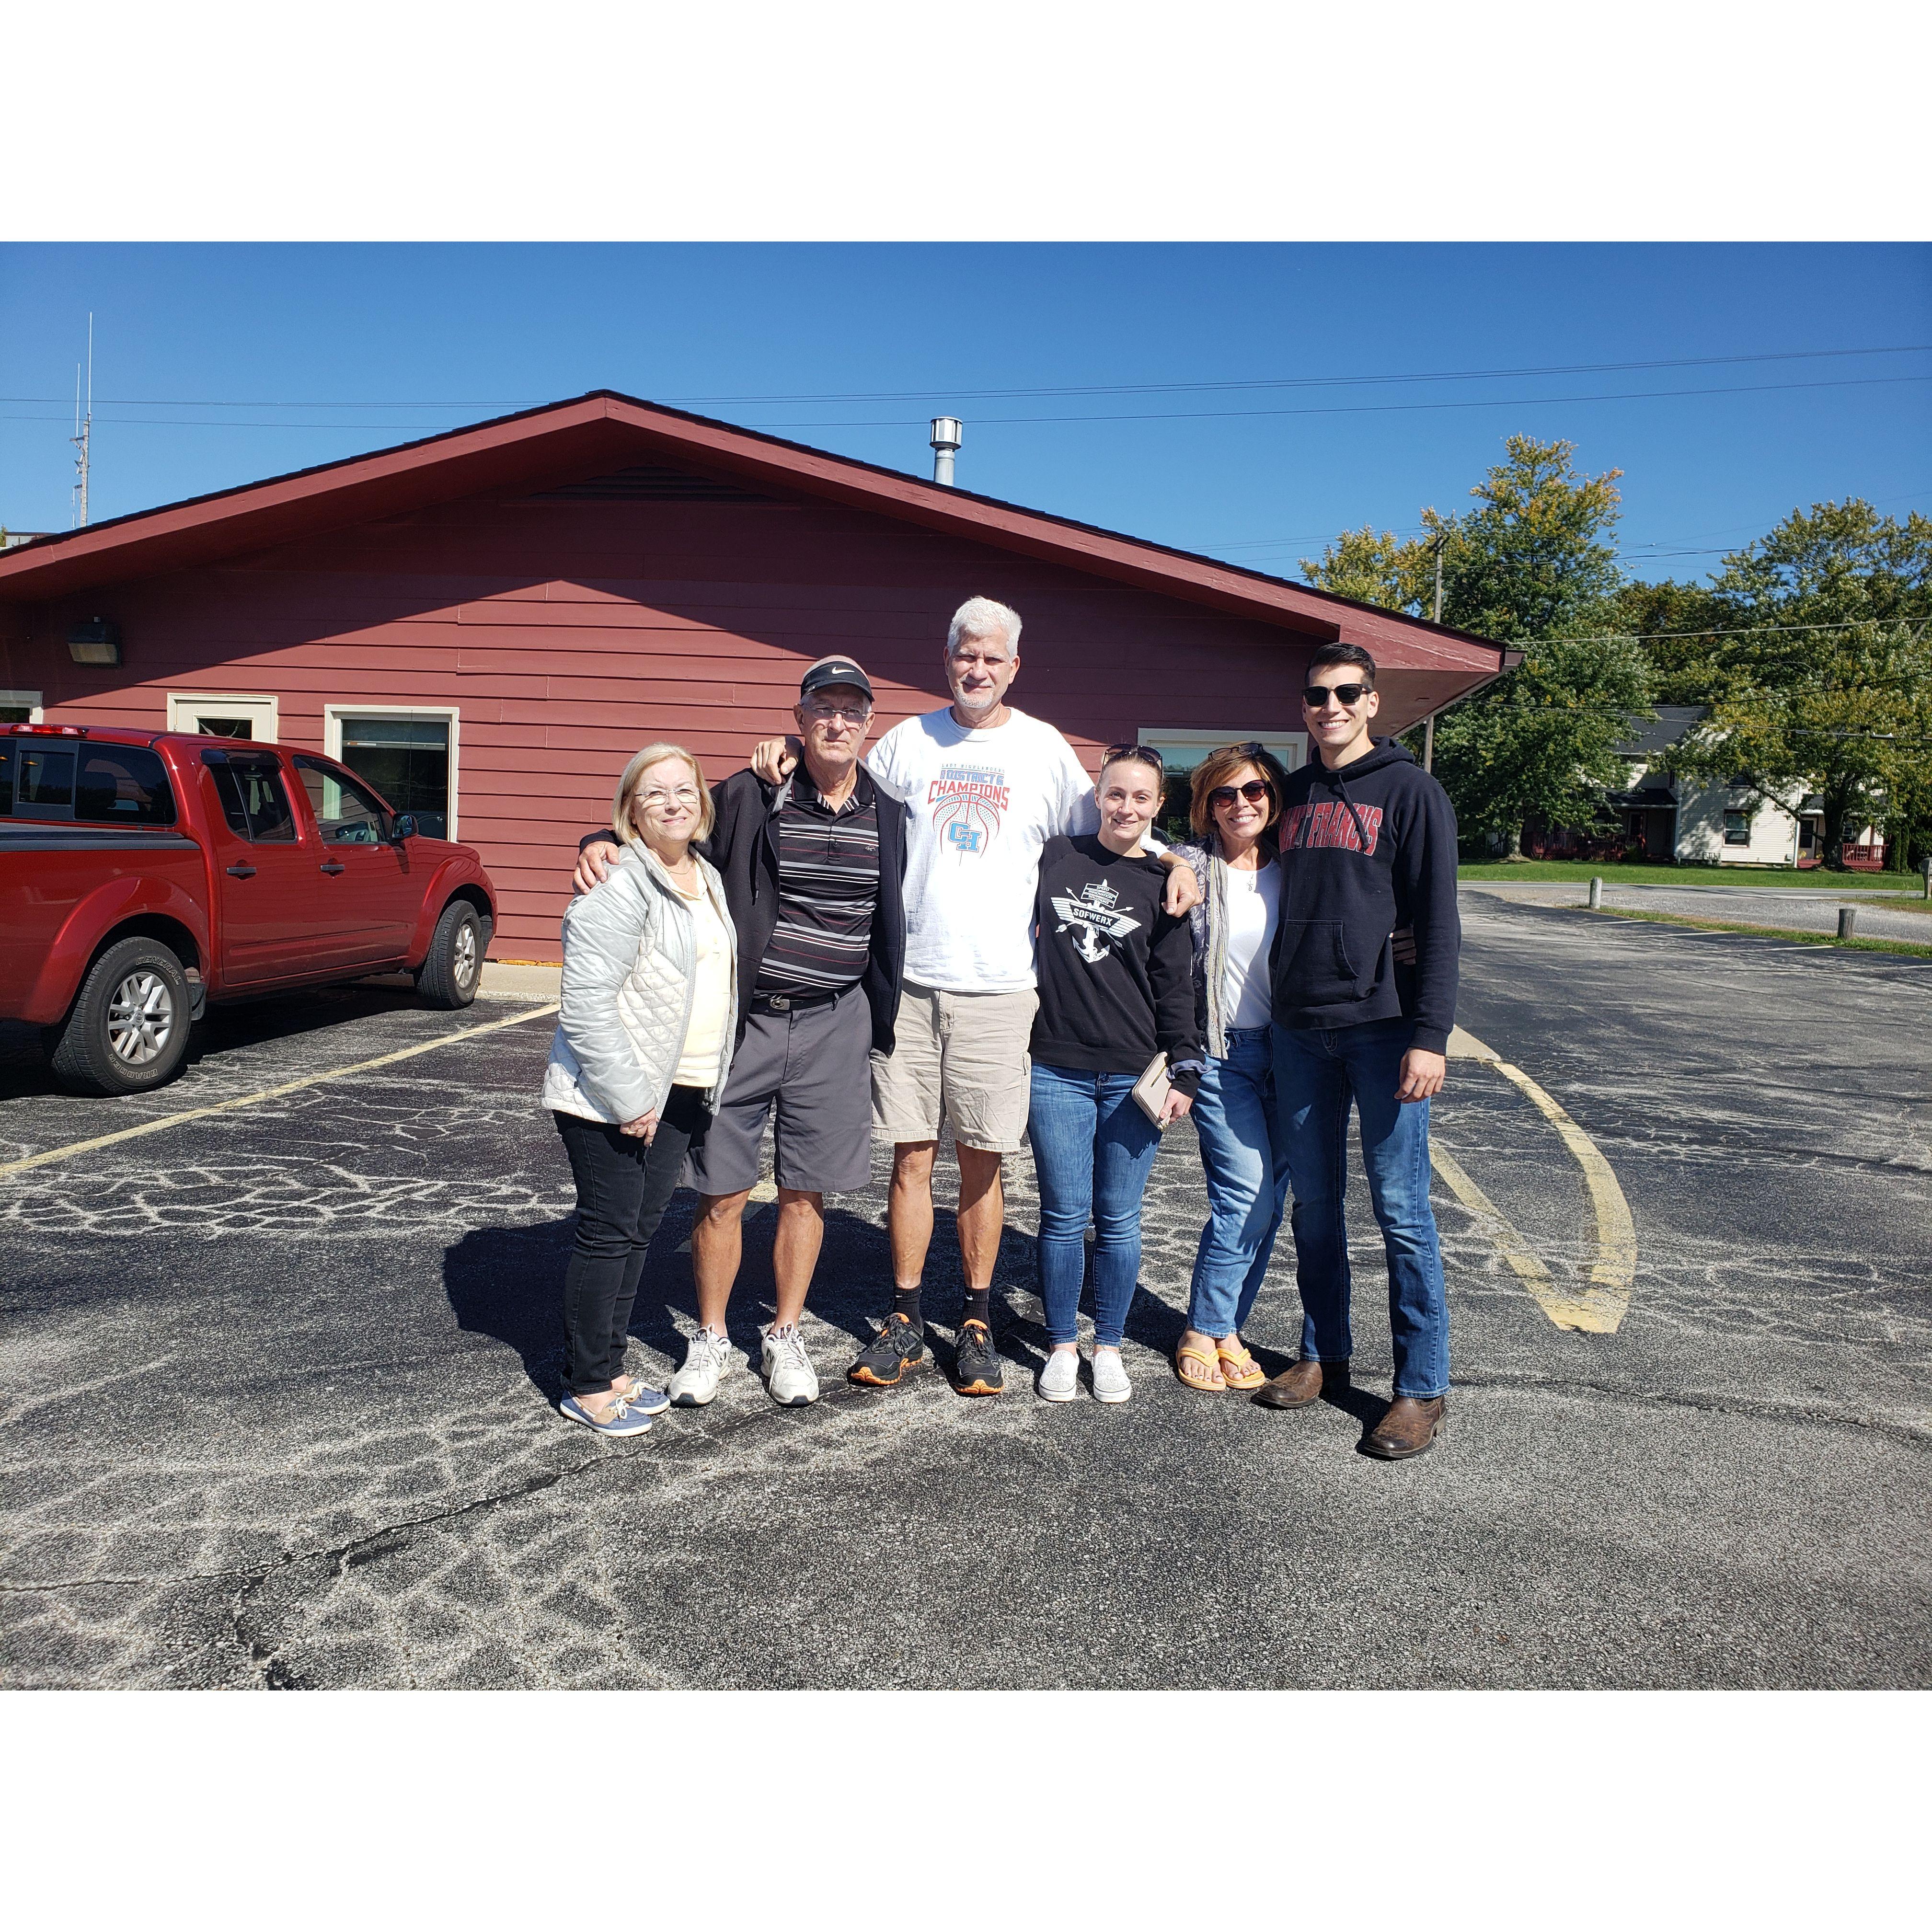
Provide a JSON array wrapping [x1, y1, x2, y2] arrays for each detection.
[[542, 743, 738, 1436]]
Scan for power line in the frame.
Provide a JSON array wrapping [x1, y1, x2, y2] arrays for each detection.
[[6, 369, 1928, 439], [4, 342, 1924, 412]]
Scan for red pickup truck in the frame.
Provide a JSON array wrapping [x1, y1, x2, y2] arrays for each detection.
[[1, 722, 498, 1095]]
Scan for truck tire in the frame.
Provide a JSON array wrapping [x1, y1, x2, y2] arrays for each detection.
[[416, 900, 483, 1010], [49, 936, 194, 1096]]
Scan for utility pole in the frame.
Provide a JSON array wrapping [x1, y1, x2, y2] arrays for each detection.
[[70, 314, 93, 528], [1424, 531, 1447, 772]]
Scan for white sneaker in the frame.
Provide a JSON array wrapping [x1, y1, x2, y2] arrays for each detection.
[[669, 1327, 733, 1406], [760, 1324, 819, 1407], [1091, 1348, 1132, 1404], [1037, 1347, 1080, 1402]]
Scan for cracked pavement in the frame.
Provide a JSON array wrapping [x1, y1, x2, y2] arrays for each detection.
[[2, 892, 1928, 1688]]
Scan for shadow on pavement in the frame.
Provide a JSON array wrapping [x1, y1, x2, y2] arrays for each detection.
[[0, 984, 429, 1102], [444, 1197, 895, 1400]]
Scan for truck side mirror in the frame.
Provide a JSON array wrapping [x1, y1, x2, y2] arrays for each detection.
[[390, 813, 419, 843]]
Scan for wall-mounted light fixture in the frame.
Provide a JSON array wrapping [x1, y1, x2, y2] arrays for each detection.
[[66, 617, 121, 666]]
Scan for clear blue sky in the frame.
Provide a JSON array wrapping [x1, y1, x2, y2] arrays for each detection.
[[4, 243, 1928, 587]]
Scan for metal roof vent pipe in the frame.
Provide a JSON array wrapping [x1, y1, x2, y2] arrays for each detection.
[[930, 416, 963, 486]]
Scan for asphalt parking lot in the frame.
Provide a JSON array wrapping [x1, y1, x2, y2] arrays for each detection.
[[3, 892, 1928, 1689]]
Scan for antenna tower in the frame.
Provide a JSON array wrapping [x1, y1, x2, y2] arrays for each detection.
[[70, 314, 93, 528]]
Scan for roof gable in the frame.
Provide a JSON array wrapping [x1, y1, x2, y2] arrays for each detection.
[[0, 390, 1509, 673]]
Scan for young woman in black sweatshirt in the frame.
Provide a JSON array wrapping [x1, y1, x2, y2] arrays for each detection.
[[1027, 746, 1202, 1404]]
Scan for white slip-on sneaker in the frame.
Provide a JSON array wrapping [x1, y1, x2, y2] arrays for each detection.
[[1091, 1348, 1132, 1404], [668, 1327, 732, 1407], [1037, 1347, 1080, 1402], [760, 1324, 819, 1407]]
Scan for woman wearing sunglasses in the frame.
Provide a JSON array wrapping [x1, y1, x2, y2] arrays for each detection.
[[1168, 744, 1295, 1393], [1028, 744, 1202, 1403]]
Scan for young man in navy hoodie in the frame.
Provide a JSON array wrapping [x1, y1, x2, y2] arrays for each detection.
[[1256, 642, 1458, 1458]]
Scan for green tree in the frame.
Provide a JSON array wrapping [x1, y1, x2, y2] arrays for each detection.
[[1662, 501, 1932, 868], [1302, 436, 1651, 856], [1608, 577, 1732, 704]]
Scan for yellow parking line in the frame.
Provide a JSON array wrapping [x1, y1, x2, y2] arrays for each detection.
[[0, 1003, 561, 1180], [1444, 1026, 1637, 1334]]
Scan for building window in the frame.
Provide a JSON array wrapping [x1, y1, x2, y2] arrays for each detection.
[[325, 709, 457, 840], [0, 688, 43, 725], [1723, 809, 1751, 846], [1137, 730, 1307, 841], [166, 693, 279, 741]]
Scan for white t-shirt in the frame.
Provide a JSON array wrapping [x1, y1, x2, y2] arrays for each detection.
[[866, 706, 1103, 992], [1221, 860, 1281, 1031]]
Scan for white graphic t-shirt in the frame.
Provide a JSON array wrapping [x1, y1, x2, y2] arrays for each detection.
[[866, 706, 1102, 992]]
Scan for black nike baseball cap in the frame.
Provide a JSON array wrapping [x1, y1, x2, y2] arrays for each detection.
[[798, 656, 875, 701]]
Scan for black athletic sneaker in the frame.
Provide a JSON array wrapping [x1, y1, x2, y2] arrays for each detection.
[[848, 1312, 926, 1387], [952, 1318, 1005, 1397]]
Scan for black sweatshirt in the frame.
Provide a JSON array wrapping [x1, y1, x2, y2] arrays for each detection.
[[1031, 836, 1203, 1094], [1270, 736, 1460, 1054]]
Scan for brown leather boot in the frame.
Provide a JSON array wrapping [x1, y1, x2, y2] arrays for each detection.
[[1363, 1394, 1447, 1459], [1254, 1358, 1348, 1410]]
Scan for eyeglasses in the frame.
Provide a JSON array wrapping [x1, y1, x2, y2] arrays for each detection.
[[1101, 742, 1164, 770], [1303, 681, 1370, 708], [637, 785, 701, 810], [800, 700, 872, 724], [1208, 780, 1273, 810]]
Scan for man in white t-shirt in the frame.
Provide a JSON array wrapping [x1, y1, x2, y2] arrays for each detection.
[[752, 595, 1199, 1398]]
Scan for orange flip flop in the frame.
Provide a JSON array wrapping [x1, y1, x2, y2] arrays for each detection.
[[1175, 1345, 1226, 1392], [1216, 1340, 1267, 1392]]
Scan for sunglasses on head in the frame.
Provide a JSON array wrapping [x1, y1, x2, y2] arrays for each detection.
[[1101, 742, 1164, 770], [1303, 680, 1370, 708], [1208, 779, 1273, 810]]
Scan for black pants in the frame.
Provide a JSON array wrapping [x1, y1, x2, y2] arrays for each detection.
[[554, 1088, 708, 1395]]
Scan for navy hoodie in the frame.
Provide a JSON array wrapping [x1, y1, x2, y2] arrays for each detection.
[[1270, 736, 1460, 1053]]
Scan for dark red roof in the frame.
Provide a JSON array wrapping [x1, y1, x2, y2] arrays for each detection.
[[0, 390, 1511, 674]]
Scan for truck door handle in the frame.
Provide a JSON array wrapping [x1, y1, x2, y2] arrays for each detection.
[[319, 861, 346, 874], [226, 863, 257, 878]]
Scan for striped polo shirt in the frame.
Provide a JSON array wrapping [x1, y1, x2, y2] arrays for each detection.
[[755, 765, 882, 997]]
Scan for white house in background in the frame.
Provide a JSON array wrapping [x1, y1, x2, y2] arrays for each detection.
[[1604, 706, 1882, 869]]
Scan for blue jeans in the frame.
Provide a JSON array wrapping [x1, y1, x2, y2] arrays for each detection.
[[1272, 1017, 1449, 1399], [1186, 1027, 1292, 1337], [1028, 1060, 1163, 1348]]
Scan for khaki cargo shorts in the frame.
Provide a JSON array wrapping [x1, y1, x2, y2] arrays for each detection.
[[871, 980, 1040, 1155]]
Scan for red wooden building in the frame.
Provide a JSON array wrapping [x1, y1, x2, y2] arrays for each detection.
[[0, 392, 1515, 962]]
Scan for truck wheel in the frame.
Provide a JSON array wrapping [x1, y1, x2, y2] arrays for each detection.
[[49, 936, 194, 1096], [417, 900, 483, 1010]]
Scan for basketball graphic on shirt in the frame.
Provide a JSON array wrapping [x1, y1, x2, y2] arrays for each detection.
[[928, 762, 1012, 857]]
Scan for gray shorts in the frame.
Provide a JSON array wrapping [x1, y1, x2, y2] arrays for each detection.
[[687, 981, 876, 1198]]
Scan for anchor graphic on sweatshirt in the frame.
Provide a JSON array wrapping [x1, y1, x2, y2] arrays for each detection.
[[1050, 877, 1142, 964]]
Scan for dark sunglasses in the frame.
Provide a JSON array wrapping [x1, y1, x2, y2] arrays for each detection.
[[1303, 681, 1370, 707], [1208, 779, 1274, 810], [1101, 742, 1164, 770]]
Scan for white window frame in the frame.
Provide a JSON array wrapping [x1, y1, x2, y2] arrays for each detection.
[[0, 689, 44, 723], [1138, 728, 1308, 772], [322, 704, 460, 840], [166, 692, 280, 741]]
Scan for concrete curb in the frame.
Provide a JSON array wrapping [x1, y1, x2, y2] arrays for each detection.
[[478, 961, 564, 999]]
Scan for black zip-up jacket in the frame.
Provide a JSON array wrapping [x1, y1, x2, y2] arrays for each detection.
[[1031, 836, 1203, 1094], [1270, 737, 1460, 1054], [578, 762, 909, 1054]]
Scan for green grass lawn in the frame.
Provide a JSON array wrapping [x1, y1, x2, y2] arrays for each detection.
[[1458, 860, 1925, 891]]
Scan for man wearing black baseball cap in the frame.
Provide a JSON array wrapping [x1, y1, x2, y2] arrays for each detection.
[[574, 655, 908, 1409]]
